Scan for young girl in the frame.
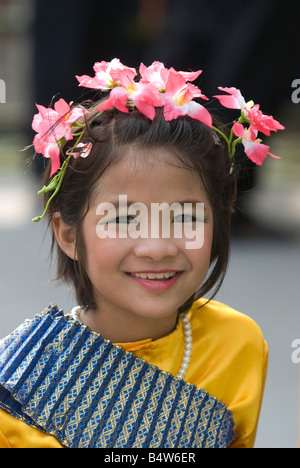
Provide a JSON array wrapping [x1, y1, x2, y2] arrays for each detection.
[[0, 59, 283, 449]]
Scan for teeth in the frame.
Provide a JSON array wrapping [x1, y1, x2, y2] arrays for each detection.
[[132, 272, 177, 280]]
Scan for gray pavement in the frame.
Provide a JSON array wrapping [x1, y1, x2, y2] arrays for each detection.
[[0, 168, 299, 448]]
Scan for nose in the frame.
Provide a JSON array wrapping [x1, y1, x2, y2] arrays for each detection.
[[133, 237, 179, 261]]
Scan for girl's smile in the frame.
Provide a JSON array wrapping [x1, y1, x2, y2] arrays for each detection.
[[126, 270, 183, 291]]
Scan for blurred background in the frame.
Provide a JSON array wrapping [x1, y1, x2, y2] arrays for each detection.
[[0, 0, 299, 448]]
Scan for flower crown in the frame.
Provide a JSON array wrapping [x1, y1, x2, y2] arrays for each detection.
[[32, 58, 285, 222]]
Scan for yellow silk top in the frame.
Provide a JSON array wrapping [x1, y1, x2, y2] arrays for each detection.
[[0, 298, 268, 448]]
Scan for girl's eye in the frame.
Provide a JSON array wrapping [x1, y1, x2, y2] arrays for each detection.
[[111, 215, 138, 224], [173, 214, 196, 223]]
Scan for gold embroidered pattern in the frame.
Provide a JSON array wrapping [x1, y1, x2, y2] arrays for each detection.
[[0, 305, 235, 448]]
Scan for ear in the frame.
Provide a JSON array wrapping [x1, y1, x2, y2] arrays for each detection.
[[52, 212, 78, 261]]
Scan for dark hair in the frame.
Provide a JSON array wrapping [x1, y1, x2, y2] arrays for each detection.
[[42, 103, 237, 313]]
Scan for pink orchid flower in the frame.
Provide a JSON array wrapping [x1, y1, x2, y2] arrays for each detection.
[[97, 86, 130, 114], [163, 69, 212, 127], [139, 61, 170, 91], [127, 82, 162, 119], [214, 87, 246, 109], [176, 67, 203, 83], [97, 71, 162, 120], [32, 98, 87, 176], [140, 61, 203, 92], [233, 122, 280, 165], [214, 87, 285, 136], [76, 58, 136, 90], [243, 103, 285, 136]]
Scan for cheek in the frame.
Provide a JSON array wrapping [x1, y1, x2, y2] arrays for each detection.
[[192, 243, 212, 270], [187, 223, 213, 270], [84, 234, 128, 274]]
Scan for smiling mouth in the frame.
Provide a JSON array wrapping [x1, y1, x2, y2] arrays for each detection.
[[127, 270, 182, 281], [131, 271, 177, 280], [126, 270, 182, 291]]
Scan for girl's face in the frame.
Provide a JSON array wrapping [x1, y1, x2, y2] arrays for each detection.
[[81, 147, 214, 342]]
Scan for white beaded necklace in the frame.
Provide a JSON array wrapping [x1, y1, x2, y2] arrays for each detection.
[[70, 307, 192, 380]]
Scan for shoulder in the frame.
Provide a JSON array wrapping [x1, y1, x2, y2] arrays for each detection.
[[191, 297, 265, 337], [190, 298, 267, 356], [188, 300, 268, 449]]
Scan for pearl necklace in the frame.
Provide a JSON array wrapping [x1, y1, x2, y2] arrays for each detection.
[[176, 313, 192, 380], [70, 307, 192, 380]]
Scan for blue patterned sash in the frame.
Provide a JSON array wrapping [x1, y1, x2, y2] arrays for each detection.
[[0, 305, 235, 448]]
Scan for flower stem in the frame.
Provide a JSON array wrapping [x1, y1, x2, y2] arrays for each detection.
[[230, 137, 242, 159], [212, 125, 233, 160], [211, 125, 228, 144], [212, 123, 244, 163], [32, 111, 102, 222], [32, 155, 72, 222]]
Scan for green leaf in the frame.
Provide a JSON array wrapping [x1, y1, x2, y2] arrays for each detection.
[[37, 175, 59, 195]]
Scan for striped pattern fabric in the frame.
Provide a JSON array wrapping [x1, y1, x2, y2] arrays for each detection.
[[0, 305, 235, 448]]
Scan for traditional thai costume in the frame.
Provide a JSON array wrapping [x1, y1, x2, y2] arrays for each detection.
[[0, 299, 267, 448]]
